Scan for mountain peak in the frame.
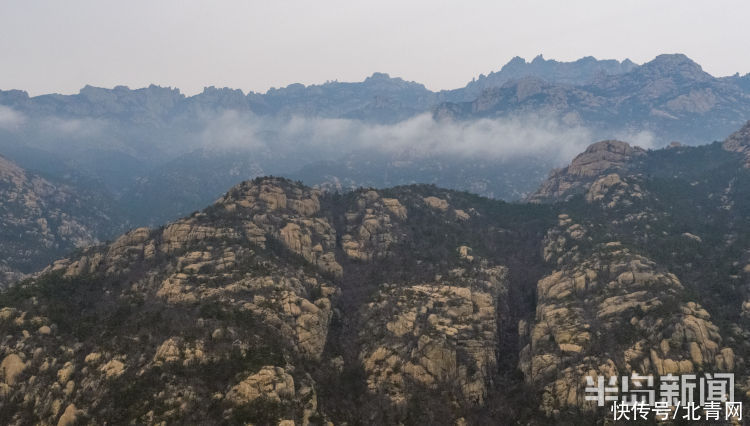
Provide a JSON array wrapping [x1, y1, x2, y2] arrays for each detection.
[[217, 176, 323, 217], [505, 56, 527, 66], [639, 53, 712, 81], [528, 140, 646, 202], [464, 55, 639, 99], [581, 139, 642, 155], [568, 140, 646, 176], [367, 72, 392, 80], [650, 53, 694, 64], [77, 84, 184, 101], [221, 176, 298, 199], [200, 86, 245, 95], [531, 54, 546, 63]]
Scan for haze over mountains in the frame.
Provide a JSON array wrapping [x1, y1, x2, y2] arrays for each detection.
[[1, 53, 750, 284], [3, 48, 750, 424]]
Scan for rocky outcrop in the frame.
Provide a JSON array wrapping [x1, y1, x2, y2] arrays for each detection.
[[359, 259, 507, 407], [218, 178, 343, 276], [521, 216, 738, 416], [1, 353, 27, 386], [566, 141, 645, 178], [341, 190, 406, 261], [584, 173, 645, 208], [0, 155, 121, 287], [226, 366, 295, 404], [56, 403, 82, 426], [423, 196, 450, 211], [153, 337, 207, 366], [529, 141, 645, 202]]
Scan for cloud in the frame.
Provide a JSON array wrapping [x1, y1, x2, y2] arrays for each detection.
[[198, 110, 266, 150], [40, 116, 109, 137], [193, 111, 613, 165], [352, 113, 596, 161], [0, 106, 25, 131], [611, 129, 657, 150], [1, 105, 658, 172]]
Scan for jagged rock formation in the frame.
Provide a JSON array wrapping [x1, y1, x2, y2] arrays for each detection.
[[340, 190, 407, 261], [516, 125, 750, 422], [435, 54, 750, 145], [441, 55, 638, 102], [217, 179, 342, 277]]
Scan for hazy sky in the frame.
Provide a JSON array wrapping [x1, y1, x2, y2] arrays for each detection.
[[2, 0, 749, 96]]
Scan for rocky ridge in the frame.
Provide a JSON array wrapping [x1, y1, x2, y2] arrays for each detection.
[[0, 177, 545, 425], [435, 54, 750, 145], [0, 178, 349, 424]]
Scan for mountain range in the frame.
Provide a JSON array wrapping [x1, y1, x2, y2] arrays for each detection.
[[1, 118, 750, 424], [437, 54, 750, 143], [3, 56, 750, 424], [2, 53, 750, 286], [0, 55, 748, 229]]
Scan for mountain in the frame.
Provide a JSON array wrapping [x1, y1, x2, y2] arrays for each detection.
[[441, 54, 638, 102], [435, 54, 750, 144], [528, 140, 647, 202], [260, 72, 437, 122], [1, 53, 750, 230], [531, 120, 750, 202], [0, 74, 435, 125], [518, 121, 750, 420], [0, 155, 125, 287], [0, 177, 552, 424], [3, 121, 750, 424]]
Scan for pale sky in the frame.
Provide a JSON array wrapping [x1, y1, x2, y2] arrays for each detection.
[[1, 0, 749, 96]]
